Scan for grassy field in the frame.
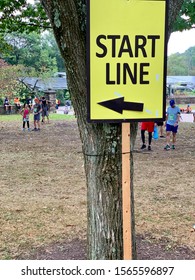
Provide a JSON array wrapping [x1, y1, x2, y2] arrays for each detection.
[[0, 112, 75, 122], [0, 116, 194, 259]]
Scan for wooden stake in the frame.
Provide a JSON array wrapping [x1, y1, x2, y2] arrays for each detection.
[[122, 122, 132, 260]]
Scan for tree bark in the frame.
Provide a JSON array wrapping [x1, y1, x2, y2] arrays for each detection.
[[40, 0, 184, 259]]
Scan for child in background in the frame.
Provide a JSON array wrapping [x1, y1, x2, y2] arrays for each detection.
[[20, 104, 31, 131], [186, 104, 192, 113], [32, 98, 42, 131], [41, 97, 49, 124]]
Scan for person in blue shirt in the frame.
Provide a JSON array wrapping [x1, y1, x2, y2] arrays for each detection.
[[164, 99, 180, 150]]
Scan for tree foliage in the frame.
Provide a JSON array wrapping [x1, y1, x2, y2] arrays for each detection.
[[0, 0, 50, 33], [41, 32, 65, 72], [0, 34, 12, 54], [2, 31, 64, 75], [0, 61, 32, 103], [168, 46, 195, 75], [173, 0, 195, 32]]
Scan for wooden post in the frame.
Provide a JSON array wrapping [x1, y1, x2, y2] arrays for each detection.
[[122, 122, 132, 260]]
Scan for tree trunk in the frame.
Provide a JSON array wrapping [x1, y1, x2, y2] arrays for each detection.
[[40, 0, 184, 259]]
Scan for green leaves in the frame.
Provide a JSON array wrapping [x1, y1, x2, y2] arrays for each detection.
[[3, 32, 58, 75], [0, 34, 12, 54], [0, 0, 50, 33], [167, 46, 195, 75], [173, 0, 195, 32]]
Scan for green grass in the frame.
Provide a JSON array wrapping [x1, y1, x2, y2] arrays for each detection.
[[0, 114, 21, 121], [50, 113, 76, 121], [0, 113, 76, 122]]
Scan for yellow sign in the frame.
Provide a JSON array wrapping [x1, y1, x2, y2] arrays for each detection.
[[87, 0, 168, 122]]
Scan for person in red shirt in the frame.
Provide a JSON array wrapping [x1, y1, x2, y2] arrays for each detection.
[[140, 122, 155, 151], [20, 104, 31, 131]]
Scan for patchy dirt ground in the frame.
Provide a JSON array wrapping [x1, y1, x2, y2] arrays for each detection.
[[134, 122, 195, 250], [0, 116, 194, 259]]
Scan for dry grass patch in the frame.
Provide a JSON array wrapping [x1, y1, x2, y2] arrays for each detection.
[[134, 122, 195, 250], [0, 116, 194, 259], [0, 118, 86, 259]]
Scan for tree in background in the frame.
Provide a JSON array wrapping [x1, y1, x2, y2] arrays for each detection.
[[55, 89, 70, 106], [0, 30, 65, 103], [0, 61, 32, 104], [3, 32, 58, 75], [168, 46, 195, 75], [185, 47, 195, 75], [0, 34, 12, 55], [0, 0, 50, 33], [42, 32, 65, 72], [0, 0, 188, 259]]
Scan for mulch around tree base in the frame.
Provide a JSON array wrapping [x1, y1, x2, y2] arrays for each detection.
[[18, 234, 194, 260]]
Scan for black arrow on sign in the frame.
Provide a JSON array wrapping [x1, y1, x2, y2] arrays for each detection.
[[98, 97, 144, 114]]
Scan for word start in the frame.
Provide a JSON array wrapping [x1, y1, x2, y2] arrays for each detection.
[[95, 35, 160, 85]]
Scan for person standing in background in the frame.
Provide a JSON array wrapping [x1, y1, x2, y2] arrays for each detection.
[[41, 96, 49, 124], [3, 96, 10, 114], [20, 104, 30, 131], [32, 98, 42, 131], [140, 122, 155, 151], [156, 122, 165, 138], [164, 99, 180, 150]]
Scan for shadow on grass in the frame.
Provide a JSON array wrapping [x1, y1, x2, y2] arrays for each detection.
[[17, 234, 195, 260]]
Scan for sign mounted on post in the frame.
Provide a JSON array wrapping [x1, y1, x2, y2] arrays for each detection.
[[87, 0, 168, 122]]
